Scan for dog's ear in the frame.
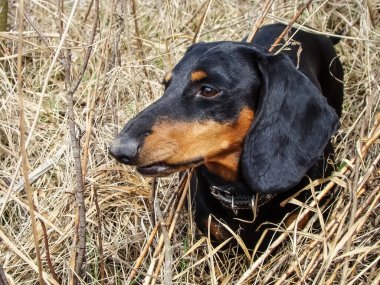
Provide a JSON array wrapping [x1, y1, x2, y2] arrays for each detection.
[[241, 48, 340, 193]]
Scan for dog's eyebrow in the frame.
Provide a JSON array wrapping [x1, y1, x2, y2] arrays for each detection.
[[162, 71, 172, 85], [191, 70, 208, 82]]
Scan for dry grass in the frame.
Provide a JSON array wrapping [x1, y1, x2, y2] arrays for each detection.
[[0, 0, 379, 284]]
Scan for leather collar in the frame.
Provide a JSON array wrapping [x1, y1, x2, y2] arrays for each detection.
[[199, 166, 276, 213]]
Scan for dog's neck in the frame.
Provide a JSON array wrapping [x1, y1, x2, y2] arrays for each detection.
[[197, 164, 256, 210], [204, 151, 241, 182]]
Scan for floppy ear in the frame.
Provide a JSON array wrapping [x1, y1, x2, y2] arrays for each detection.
[[241, 49, 340, 193]]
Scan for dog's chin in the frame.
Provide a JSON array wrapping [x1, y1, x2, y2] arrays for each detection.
[[136, 158, 203, 177]]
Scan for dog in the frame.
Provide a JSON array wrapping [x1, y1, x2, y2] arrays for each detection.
[[109, 23, 344, 249]]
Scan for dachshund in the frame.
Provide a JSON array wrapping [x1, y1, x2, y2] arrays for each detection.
[[109, 23, 344, 249]]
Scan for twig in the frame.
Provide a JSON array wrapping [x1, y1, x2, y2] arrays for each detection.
[[127, 223, 159, 282], [24, 12, 50, 49], [192, 0, 212, 44], [62, 0, 98, 282], [112, 255, 163, 283], [93, 186, 105, 284], [57, 0, 63, 38], [16, 1, 44, 284], [39, 218, 60, 283], [236, 121, 380, 284], [64, 49, 87, 285], [246, 0, 274, 43], [83, 0, 95, 24], [151, 178, 157, 228], [268, 0, 314, 52]]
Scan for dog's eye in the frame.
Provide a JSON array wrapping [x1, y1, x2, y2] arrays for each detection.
[[198, 85, 220, 98]]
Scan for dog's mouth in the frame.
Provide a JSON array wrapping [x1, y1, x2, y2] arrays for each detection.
[[136, 158, 203, 176]]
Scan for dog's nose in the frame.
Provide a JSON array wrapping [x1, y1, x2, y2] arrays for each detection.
[[109, 138, 140, 165]]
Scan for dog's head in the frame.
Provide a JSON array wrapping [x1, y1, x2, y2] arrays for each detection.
[[110, 42, 339, 193]]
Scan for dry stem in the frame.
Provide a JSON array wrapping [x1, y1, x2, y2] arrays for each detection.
[[269, 0, 314, 52], [246, 0, 274, 43], [16, 1, 44, 284]]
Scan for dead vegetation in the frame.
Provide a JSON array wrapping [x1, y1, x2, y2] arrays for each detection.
[[0, 0, 379, 284]]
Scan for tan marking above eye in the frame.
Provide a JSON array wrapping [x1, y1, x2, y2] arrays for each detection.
[[137, 108, 254, 180], [164, 71, 172, 83], [191, 70, 208, 82]]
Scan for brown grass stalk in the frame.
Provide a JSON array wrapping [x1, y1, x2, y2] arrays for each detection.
[[16, 1, 44, 284], [39, 218, 60, 283], [82, 17, 108, 179], [192, 0, 213, 44], [246, 0, 274, 43], [268, 0, 314, 53], [340, 121, 365, 285], [93, 186, 105, 284], [0, 228, 59, 284]]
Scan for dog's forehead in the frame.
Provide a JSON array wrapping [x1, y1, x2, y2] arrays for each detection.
[[173, 42, 240, 76]]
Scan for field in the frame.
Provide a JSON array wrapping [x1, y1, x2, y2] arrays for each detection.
[[0, 0, 379, 284]]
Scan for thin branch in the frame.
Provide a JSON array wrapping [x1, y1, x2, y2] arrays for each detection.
[[62, 0, 99, 283], [268, 0, 314, 52], [340, 120, 365, 285], [192, 0, 212, 44], [16, 1, 44, 284], [39, 218, 60, 283], [64, 49, 86, 285], [246, 0, 274, 43], [57, 0, 63, 38]]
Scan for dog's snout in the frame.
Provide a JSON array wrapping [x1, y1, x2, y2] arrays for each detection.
[[109, 137, 140, 165]]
